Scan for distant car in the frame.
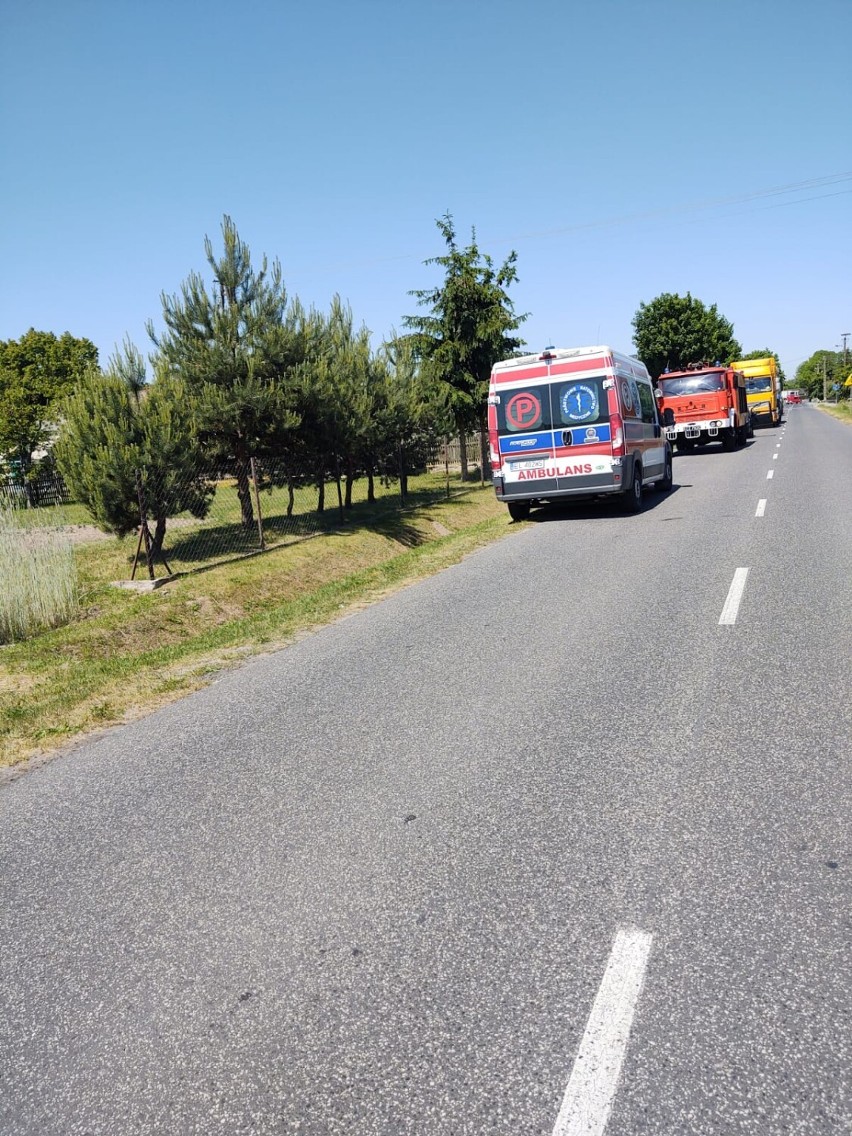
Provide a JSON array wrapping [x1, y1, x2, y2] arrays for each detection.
[[787, 392, 801, 404]]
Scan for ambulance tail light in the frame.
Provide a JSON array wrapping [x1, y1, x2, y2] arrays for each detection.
[[488, 431, 501, 472], [610, 413, 625, 456]]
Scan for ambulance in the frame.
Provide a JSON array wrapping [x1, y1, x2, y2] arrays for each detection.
[[487, 345, 673, 521]]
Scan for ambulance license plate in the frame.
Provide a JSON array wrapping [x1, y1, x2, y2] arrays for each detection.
[[512, 459, 546, 471]]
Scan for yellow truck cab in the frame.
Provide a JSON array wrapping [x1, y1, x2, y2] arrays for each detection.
[[730, 356, 783, 427]]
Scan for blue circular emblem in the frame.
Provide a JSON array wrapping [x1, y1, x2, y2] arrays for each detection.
[[561, 383, 599, 422]]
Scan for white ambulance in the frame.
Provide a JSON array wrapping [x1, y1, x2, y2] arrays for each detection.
[[487, 345, 673, 520]]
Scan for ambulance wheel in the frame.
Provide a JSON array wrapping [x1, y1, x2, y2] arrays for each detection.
[[656, 450, 673, 492], [624, 462, 643, 512], [507, 500, 530, 522]]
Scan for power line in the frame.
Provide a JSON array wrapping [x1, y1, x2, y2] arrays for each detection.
[[483, 172, 852, 245], [292, 171, 852, 280]]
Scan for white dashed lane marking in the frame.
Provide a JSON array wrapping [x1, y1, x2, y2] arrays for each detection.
[[552, 928, 653, 1136], [755, 499, 767, 517], [719, 567, 750, 625], [767, 469, 774, 479]]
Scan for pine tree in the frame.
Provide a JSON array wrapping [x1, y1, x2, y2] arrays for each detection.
[[54, 364, 212, 557], [148, 216, 299, 527]]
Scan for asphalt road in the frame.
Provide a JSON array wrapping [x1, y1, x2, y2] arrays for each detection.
[[1, 404, 850, 1135]]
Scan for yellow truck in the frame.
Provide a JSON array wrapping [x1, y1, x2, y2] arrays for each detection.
[[730, 356, 783, 427]]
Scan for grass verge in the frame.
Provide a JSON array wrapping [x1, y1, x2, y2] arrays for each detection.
[[0, 505, 79, 642], [815, 401, 852, 424], [0, 487, 511, 770]]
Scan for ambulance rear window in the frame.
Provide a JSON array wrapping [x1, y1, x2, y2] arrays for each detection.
[[498, 388, 548, 433], [496, 378, 610, 433], [556, 378, 610, 426]]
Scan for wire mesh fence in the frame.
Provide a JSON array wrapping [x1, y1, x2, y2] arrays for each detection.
[[1, 437, 490, 581]]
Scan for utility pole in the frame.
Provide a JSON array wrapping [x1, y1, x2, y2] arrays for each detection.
[[822, 355, 828, 401]]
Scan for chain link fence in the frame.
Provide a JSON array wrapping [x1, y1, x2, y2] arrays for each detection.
[[1, 437, 490, 580]]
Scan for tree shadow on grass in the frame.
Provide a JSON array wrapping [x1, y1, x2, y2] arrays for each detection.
[[366, 518, 427, 548], [149, 482, 479, 575]]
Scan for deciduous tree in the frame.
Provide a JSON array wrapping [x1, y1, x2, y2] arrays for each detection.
[[795, 349, 845, 400], [0, 329, 98, 496], [632, 293, 741, 379]]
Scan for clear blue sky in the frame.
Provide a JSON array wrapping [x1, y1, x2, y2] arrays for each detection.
[[2, 0, 850, 381]]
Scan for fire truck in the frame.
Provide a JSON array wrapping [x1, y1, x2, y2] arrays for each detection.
[[656, 363, 752, 451]]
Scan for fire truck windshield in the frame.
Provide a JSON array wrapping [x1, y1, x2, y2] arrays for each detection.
[[659, 373, 725, 396]]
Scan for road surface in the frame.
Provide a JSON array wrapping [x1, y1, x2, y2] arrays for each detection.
[[1, 403, 850, 1134]]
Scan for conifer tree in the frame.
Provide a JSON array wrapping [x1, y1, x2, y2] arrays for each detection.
[[148, 216, 299, 527], [54, 362, 212, 556], [404, 214, 526, 480]]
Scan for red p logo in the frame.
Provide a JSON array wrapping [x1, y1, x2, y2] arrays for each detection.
[[506, 391, 542, 430]]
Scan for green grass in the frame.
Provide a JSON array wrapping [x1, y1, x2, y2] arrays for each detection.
[[0, 485, 510, 768], [2, 500, 94, 528], [816, 401, 852, 423], [0, 504, 79, 643]]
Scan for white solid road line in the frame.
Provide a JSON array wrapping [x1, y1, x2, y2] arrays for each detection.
[[552, 929, 653, 1136], [767, 469, 774, 479], [755, 499, 767, 517], [719, 567, 750, 625]]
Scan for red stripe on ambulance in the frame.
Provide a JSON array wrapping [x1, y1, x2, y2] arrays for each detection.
[[491, 356, 608, 385]]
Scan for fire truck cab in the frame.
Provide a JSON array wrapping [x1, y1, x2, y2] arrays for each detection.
[[656, 364, 751, 452]]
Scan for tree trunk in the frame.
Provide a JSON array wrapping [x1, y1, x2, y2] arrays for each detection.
[[399, 444, 408, 502], [316, 462, 325, 513], [344, 463, 354, 509], [458, 429, 469, 482], [367, 467, 375, 502], [234, 455, 255, 528], [286, 478, 295, 518], [151, 514, 167, 558], [478, 407, 489, 485], [20, 453, 36, 508]]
